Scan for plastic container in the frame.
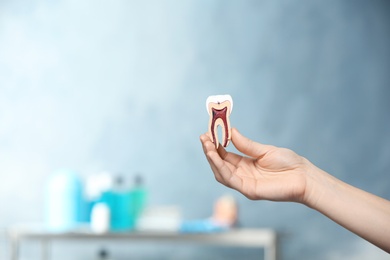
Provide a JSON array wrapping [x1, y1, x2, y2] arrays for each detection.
[[90, 202, 110, 233], [101, 176, 135, 231], [45, 169, 85, 231]]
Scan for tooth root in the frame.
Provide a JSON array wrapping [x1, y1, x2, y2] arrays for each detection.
[[206, 95, 233, 148], [210, 107, 231, 148]]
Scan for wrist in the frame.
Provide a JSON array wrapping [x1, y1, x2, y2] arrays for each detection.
[[301, 159, 337, 209]]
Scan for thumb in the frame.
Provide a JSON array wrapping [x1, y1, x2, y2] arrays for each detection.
[[231, 128, 271, 158]]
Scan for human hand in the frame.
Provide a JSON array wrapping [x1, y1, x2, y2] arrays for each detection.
[[201, 128, 390, 252], [200, 128, 312, 203]]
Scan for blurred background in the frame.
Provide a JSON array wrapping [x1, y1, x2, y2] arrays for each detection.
[[0, 0, 389, 259]]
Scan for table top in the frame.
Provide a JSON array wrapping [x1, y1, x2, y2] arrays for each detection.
[[8, 225, 277, 248]]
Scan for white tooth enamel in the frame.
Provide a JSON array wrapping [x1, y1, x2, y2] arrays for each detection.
[[206, 94, 233, 115]]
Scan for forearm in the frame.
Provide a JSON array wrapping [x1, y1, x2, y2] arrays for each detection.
[[304, 161, 390, 253]]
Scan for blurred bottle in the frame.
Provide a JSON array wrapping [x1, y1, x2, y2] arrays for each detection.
[[90, 202, 110, 234], [85, 172, 113, 223], [131, 174, 147, 228], [102, 175, 134, 231], [212, 194, 238, 227], [45, 169, 85, 231]]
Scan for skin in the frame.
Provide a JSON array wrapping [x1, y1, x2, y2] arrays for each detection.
[[200, 128, 390, 253]]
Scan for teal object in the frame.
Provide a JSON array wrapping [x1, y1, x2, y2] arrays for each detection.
[[98, 175, 147, 231], [131, 175, 147, 227], [45, 169, 85, 231], [131, 187, 147, 226], [101, 190, 135, 231]]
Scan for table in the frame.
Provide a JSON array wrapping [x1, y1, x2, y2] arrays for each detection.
[[8, 226, 278, 260]]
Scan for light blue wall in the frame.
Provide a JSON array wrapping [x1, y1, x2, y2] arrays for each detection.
[[1, 1, 389, 259]]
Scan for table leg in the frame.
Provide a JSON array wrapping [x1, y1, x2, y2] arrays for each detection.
[[9, 237, 19, 260], [42, 240, 50, 260], [264, 237, 278, 260]]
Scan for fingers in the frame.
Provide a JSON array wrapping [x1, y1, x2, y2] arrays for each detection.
[[216, 142, 242, 166], [200, 134, 237, 187], [200, 133, 242, 167], [231, 128, 271, 158], [200, 133, 222, 171], [200, 133, 212, 154]]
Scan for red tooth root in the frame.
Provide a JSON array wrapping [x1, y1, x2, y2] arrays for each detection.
[[207, 100, 232, 149]]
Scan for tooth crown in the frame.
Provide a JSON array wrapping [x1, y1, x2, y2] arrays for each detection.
[[206, 95, 233, 148], [206, 95, 233, 115]]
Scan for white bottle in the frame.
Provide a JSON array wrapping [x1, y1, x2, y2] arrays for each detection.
[[91, 203, 110, 234]]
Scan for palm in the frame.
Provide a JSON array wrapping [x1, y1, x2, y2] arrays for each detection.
[[235, 148, 307, 201], [201, 129, 308, 202]]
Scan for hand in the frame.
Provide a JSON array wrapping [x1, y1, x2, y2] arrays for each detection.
[[201, 128, 390, 252], [200, 128, 311, 203]]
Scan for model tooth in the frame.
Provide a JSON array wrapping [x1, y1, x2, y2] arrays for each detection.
[[206, 94, 233, 148]]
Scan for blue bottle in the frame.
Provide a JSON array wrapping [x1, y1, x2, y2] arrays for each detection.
[[45, 169, 85, 231], [101, 176, 135, 231]]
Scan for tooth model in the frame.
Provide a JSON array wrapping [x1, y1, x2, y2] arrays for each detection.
[[206, 95, 233, 148]]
